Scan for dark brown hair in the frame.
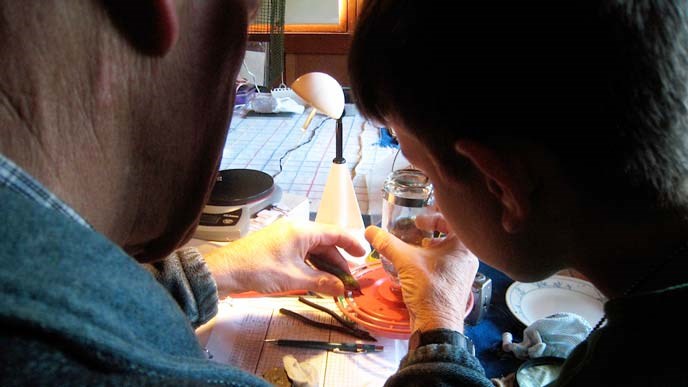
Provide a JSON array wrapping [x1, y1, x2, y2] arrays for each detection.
[[349, 1, 688, 209]]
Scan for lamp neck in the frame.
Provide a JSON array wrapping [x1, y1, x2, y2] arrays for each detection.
[[333, 117, 346, 164]]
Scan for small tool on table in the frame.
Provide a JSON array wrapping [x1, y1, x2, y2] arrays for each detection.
[[265, 339, 383, 353], [278, 296, 377, 342]]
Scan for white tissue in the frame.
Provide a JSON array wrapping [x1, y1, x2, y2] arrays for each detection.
[[283, 354, 319, 387]]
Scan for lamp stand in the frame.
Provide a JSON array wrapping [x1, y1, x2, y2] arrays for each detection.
[[314, 117, 370, 265]]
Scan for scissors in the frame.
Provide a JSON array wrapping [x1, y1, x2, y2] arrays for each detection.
[[279, 296, 377, 342]]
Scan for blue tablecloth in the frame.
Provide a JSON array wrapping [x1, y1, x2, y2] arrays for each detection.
[[465, 262, 526, 379]]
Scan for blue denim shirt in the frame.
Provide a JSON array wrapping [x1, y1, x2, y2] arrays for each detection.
[[0, 152, 265, 385]]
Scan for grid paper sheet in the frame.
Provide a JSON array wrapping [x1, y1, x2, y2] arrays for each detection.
[[220, 108, 400, 217], [205, 297, 407, 387]]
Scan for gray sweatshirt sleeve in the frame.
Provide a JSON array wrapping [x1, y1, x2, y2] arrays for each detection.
[[143, 247, 219, 328], [385, 330, 494, 387]]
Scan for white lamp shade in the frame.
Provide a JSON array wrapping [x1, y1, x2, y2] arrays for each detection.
[[291, 72, 345, 119], [315, 163, 365, 231], [315, 162, 370, 266]]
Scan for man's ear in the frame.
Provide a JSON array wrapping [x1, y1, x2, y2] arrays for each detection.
[[455, 140, 534, 233], [103, 0, 179, 56]]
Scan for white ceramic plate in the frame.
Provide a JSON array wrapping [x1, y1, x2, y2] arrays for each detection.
[[506, 275, 607, 327]]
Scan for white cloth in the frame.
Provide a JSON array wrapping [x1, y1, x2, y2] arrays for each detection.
[[283, 355, 319, 387], [248, 93, 305, 114], [501, 312, 592, 360]]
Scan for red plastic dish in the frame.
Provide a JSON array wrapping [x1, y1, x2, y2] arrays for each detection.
[[335, 261, 474, 340]]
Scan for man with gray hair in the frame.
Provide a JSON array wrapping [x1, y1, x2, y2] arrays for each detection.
[[0, 1, 365, 384]]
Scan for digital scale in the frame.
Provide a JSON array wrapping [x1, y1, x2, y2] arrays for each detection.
[[193, 169, 282, 242]]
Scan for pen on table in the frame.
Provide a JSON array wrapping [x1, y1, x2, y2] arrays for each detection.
[[264, 339, 383, 353]]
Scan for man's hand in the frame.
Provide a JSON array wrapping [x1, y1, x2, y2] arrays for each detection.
[[365, 212, 479, 333], [204, 219, 367, 297]]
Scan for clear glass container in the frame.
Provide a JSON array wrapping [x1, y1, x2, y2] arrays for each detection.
[[380, 169, 434, 290]]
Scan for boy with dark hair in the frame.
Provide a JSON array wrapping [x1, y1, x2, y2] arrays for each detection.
[[352, 1, 688, 385]]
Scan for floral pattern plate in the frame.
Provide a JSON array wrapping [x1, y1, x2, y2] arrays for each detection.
[[506, 275, 607, 327]]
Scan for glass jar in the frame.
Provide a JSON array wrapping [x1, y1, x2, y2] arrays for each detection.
[[380, 169, 434, 290]]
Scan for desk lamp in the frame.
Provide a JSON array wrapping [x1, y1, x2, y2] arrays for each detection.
[[291, 72, 367, 263]]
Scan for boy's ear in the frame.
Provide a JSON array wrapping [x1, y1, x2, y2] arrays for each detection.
[[455, 140, 534, 233], [103, 0, 179, 56]]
